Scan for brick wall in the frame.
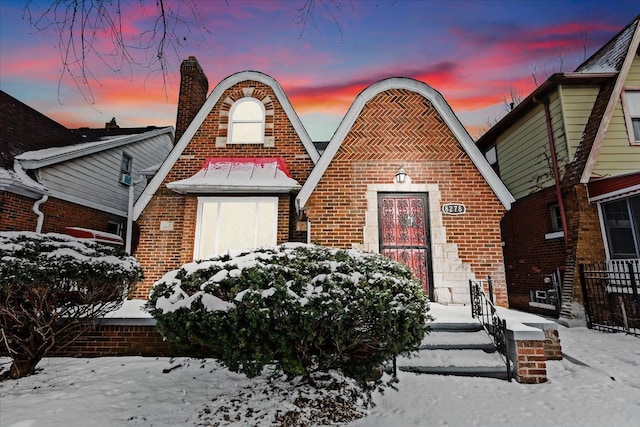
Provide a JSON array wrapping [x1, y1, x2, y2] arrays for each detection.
[[1, 191, 124, 235], [563, 184, 606, 305], [513, 340, 548, 384], [133, 80, 315, 298], [175, 56, 209, 142], [501, 187, 567, 312], [304, 89, 508, 305], [48, 324, 184, 358]]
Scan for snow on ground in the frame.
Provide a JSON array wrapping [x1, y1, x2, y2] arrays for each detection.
[[1, 325, 639, 427]]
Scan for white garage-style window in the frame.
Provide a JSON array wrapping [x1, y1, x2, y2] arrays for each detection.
[[194, 196, 278, 260], [228, 98, 265, 144]]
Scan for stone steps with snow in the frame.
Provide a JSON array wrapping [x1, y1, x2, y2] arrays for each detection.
[[392, 320, 511, 380]]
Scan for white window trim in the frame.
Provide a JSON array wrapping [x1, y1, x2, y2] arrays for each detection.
[[193, 196, 278, 260], [621, 87, 640, 146], [227, 98, 266, 144]]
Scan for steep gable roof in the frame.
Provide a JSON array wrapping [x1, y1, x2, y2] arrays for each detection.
[[296, 77, 515, 211], [579, 15, 640, 183], [133, 71, 320, 220]]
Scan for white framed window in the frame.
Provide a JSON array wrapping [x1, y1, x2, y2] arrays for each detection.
[[622, 89, 640, 145], [228, 98, 265, 144], [194, 196, 278, 260]]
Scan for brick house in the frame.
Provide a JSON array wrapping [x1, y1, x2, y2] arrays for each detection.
[[475, 16, 640, 323], [0, 90, 174, 247], [132, 57, 514, 306]]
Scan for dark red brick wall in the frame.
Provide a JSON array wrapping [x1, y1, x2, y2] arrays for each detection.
[[501, 187, 566, 312], [1, 191, 124, 236], [175, 56, 209, 142]]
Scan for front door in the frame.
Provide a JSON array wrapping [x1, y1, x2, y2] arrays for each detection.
[[378, 193, 432, 295]]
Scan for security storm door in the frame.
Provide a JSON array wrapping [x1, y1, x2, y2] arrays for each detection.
[[378, 193, 432, 293]]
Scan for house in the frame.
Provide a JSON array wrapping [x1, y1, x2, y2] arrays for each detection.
[[131, 56, 514, 307], [475, 16, 640, 324], [0, 90, 174, 248]]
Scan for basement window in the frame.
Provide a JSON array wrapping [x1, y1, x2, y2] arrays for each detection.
[[194, 197, 277, 260], [228, 98, 265, 144], [622, 89, 640, 145]]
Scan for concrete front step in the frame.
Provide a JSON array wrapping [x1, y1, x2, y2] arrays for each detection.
[[398, 365, 510, 380], [393, 324, 510, 380]]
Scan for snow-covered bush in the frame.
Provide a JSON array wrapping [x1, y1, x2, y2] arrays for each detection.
[[147, 243, 429, 384], [0, 232, 143, 379]]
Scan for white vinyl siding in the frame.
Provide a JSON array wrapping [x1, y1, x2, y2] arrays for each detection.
[[194, 197, 278, 260], [37, 133, 173, 216]]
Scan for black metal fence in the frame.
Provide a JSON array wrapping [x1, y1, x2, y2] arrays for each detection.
[[469, 278, 512, 381], [579, 260, 640, 336]]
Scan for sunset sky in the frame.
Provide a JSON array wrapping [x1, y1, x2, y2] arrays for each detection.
[[0, 0, 637, 141]]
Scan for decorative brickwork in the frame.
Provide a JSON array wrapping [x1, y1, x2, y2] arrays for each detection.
[[133, 80, 315, 298], [304, 89, 508, 306]]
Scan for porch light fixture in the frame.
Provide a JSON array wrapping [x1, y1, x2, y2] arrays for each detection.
[[395, 166, 408, 184]]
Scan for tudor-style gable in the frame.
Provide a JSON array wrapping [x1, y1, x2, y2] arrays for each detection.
[[132, 66, 318, 297]]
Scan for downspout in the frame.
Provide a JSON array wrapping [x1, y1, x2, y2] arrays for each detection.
[[534, 95, 568, 247], [126, 176, 145, 254], [32, 194, 48, 233]]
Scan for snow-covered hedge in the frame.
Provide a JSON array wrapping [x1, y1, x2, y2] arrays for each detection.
[[0, 231, 143, 379], [147, 243, 429, 383]]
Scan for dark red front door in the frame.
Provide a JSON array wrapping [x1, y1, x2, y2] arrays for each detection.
[[378, 194, 431, 293]]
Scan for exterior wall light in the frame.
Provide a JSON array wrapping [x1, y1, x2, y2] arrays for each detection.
[[395, 166, 408, 184]]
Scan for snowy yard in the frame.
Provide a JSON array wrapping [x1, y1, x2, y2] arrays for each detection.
[[1, 324, 639, 427]]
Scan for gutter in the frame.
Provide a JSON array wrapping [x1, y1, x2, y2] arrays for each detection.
[[533, 95, 568, 247], [32, 194, 48, 233]]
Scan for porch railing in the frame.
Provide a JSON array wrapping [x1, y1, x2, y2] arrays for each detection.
[[580, 260, 640, 336], [469, 278, 512, 381]]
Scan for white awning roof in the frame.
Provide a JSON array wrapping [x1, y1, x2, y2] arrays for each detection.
[[166, 157, 301, 194]]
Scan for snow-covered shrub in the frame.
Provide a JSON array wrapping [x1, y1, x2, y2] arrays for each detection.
[[0, 232, 143, 379], [147, 243, 429, 383]]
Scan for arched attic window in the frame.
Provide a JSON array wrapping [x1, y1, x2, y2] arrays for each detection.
[[228, 98, 265, 144]]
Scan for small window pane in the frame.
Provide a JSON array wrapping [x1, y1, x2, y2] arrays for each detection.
[[632, 118, 640, 142], [234, 101, 263, 120], [485, 146, 497, 165], [231, 122, 263, 143], [626, 91, 640, 116]]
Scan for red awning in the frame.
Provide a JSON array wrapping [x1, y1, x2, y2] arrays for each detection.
[[65, 227, 124, 245], [588, 172, 640, 202], [166, 157, 301, 194]]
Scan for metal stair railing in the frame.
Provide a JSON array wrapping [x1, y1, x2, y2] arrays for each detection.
[[469, 278, 512, 382]]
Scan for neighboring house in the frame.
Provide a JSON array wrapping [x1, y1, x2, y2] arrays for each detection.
[[476, 16, 640, 323], [132, 57, 514, 306], [0, 90, 174, 247]]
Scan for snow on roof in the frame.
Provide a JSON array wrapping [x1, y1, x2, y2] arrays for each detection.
[[0, 165, 47, 198], [166, 157, 301, 194], [16, 127, 174, 169], [576, 16, 639, 74]]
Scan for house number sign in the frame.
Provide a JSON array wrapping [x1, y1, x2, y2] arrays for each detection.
[[442, 203, 466, 215]]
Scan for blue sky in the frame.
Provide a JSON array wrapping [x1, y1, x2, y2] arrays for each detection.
[[0, 0, 637, 140]]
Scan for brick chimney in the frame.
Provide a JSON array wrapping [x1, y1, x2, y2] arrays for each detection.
[[175, 56, 209, 142]]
